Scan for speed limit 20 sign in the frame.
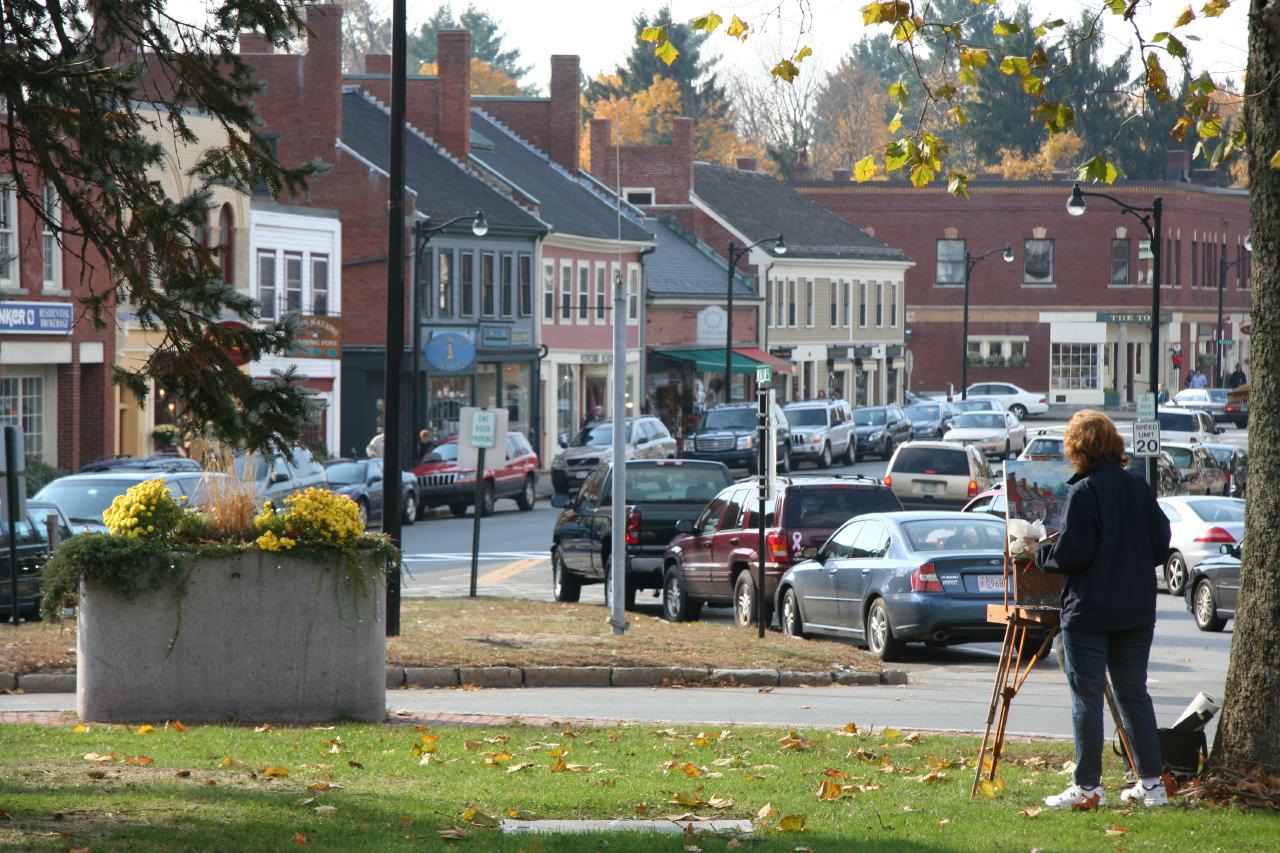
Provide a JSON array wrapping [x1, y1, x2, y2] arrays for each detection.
[[1132, 420, 1160, 456]]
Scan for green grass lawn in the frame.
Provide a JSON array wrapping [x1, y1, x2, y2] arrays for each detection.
[[0, 721, 1272, 851]]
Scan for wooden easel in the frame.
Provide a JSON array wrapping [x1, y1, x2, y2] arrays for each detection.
[[970, 554, 1139, 797]]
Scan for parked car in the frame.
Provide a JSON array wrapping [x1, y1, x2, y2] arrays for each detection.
[[1124, 450, 1185, 498], [962, 484, 1007, 518], [851, 405, 913, 461], [552, 416, 676, 493], [661, 475, 902, 626], [78, 454, 203, 473], [1018, 429, 1066, 461], [774, 511, 1010, 660], [952, 398, 1007, 416], [26, 500, 74, 549], [943, 411, 1027, 459], [1225, 384, 1249, 428], [1158, 496, 1244, 596], [413, 431, 540, 517], [0, 501, 75, 620], [903, 401, 960, 441], [783, 398, 853, 468], [1162, 442, 1228, 496], [962, 382, 1048, 420], [33, 470, 218, 534], [681, 404, 791, 474], [324, 457, 418, 527], [1170, 387, 1232, 422], [1185, 540, 1241, 632], [1157, 406, 1221, 444], [549, 459, 733, 609], [235, 446, 329, 507], [884, 441, 996, 510], [1201, 443, 1246, 497]]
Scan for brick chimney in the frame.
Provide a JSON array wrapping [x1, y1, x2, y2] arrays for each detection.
[[365, 53, 390, 75], [1166, 149, 1191, 182], [436, 30, 472, 162], [304, 4, 344, 145], [549, 55, 581, 173], [589, 119, 616, 187], [793, 147, 810, 183], [832, 168, 851, 182], [736, 157, 757, 172], [239, 32, 273, 54]]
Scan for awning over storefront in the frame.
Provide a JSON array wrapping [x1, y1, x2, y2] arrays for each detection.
[[655, 347, 793, 374]]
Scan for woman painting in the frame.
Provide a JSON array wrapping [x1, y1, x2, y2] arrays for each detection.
[[1039, 410, 1172, 809]]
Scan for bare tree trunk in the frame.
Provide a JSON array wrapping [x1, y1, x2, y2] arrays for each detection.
[[1211, 0, 1280, 773]]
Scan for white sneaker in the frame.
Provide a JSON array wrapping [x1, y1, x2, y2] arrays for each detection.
[[1120, 780, 1169, 806], [1044, 784, 1106, 809]]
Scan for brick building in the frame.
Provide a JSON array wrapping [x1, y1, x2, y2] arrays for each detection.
[[798, 162, 1251, 406]]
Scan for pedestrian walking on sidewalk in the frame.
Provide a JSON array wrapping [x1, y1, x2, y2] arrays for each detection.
[[1038, 410, 1172, 810]]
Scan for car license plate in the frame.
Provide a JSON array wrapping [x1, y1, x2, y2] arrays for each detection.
[[573, 470, 589, 479], [977, 574, 1006, 593], [919, 482, 938, 494]]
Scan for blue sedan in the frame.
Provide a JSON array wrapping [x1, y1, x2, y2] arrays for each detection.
[[774, 511, 1009, 661]]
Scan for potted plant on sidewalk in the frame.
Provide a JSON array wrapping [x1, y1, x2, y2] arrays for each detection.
[[42, 463, 398, 723]]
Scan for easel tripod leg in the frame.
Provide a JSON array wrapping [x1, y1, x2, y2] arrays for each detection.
[[972, 619, 1017, 797], [1104, 680, 1140, 779]]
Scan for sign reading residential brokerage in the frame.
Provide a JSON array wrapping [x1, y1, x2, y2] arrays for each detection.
[[0, 301, 73, 335]]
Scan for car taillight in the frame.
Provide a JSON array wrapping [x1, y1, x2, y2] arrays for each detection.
[[883, 474, 892, 487], [1038, 397, 1047, 404], [968, 479, 980, 497], [1194, 526, 1235, 543], [766, 532, 791, 565], [625, 509, 641, 545], [911, 562, 944, 593]]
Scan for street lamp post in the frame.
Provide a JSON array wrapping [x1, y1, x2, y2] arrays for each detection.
[[725, 235, 786, 403], [1216, 237, 1251, 386], [411, 210, 489, 451], [1067, 182, 1163, 488], [961, 245, 1015, 400]]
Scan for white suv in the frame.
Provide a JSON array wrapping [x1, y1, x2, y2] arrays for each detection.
[[1157, 407, 1221, 445], [964, 383, 1049, 420]]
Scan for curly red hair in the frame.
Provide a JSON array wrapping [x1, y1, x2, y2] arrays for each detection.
[[1062, 410, 1129, 473]]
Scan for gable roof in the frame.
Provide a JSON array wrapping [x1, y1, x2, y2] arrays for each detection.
[[643, 217, 756, 300], [339, 88, 545, 234], [692, 162, 909, 262], [470, 109, 652, 244]]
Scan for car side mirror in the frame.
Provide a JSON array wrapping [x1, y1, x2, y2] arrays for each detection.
[[368, 474, 382, 484], [636, 435, 650, 445], [1216, 427, 1225, 434], [550, 493, 571, 509], [1219, 543, 1234, 555], [674, 518, 695, 534], [268, 471, 288, 485]]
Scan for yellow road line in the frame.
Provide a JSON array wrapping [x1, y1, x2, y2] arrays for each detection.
[[478, 557, 545, 584]]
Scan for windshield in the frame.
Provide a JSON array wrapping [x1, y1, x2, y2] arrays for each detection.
[[621, 465, 734, 503], [782, 486, 901, 529], [1158, 411, 1194, 431], [902, 518, 1006, 552], [1185, 498, 1244, 523], [892, 446, 970, 476], [234, 453, 274, 481], [1206, 446, 1233, 466], [1025, 438, 1064, 456], [853, 409, 886, 426], [784, 408, 828, 428], [1209, 389, 1228, 403], [699, 409, 755, 431], [423, 442, 460, 462], [326, 462, 369, 485], [572, 423, 632, 447], [953, 413, 1004, 429], [904, 405, 940, 420], [36, 478, 166, 522], [955, 400, 996, 413], [1164, 447, 1194, 467]]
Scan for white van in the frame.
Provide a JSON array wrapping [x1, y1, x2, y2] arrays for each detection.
[[1157, 407, 1221, 445]]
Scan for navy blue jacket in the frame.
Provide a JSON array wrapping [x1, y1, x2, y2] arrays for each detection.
[[1039, 459, 1171, 631]]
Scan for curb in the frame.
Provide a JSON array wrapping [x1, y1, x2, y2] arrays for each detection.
[[6, 666, 907, 694]]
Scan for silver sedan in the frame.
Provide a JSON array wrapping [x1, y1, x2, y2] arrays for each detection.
[[1156, 496, 1244, 596]]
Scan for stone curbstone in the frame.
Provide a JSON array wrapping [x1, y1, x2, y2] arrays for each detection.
[[459, 666, 523, 689], [524, 666, 612, 688], [404, 667, 459, 688], [675, 667, 711, 682], [709, 668, 779, 687], [834, 671, 881, 686], [610, 667, 675, 687], [386, 668, 406, 689], [0, 672, 16, 691], [778, 671, 833, 687], [18, 673, 76, 693], [881, 670, 910, 685]]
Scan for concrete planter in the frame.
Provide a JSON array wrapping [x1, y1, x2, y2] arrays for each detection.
[[77, 551, 386, 723]]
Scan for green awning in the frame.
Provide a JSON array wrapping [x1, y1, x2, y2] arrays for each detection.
[[655, 347, 764, 374]]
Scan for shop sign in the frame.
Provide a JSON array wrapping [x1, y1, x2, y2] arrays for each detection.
[[1095, 312, 1173, 324], [481, 325, 511, 349], [0, 301, 73, 335], [696, 305, 727, 345], [581, 353, 612, 364], [424, 331, 476, 373], [511, 329, 532, 346], [284, 315, 342, 359]]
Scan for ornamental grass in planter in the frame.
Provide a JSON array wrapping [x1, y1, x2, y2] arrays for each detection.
[[43, 469, 398, 724]]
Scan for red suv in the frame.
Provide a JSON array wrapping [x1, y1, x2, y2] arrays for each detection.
[[411, 432, 540, 517], [661, 475, 903, 625]]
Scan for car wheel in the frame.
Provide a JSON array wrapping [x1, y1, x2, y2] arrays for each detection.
[[355, 498, 369, 528], [602, 555, 637, 611], [881, 437, 893, 461], [1004, 440, 1012, 460], [515, 476, 536, 511], [449, 503, 468, 518], [842, 440, 855, 466], [733, 572, 770, 627], [401, 491, 417, 525], [779, 448, 792, 474], [480, 481, 496, 517], [1165, 551, 1188, 596], [817, 443, 832, 469], [1011, 404, 1028, 421], [662, 567, 698, 622], [1193, 579, 1227, 632], [780, 588, 806, 639], [866, 598, 905, 662], [552, 549, 581, 603]]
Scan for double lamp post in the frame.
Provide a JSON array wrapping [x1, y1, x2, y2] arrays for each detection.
[[1216, 236, 1251, 386], [724, 235, 785, 403], [960, 245, 1014, 400]]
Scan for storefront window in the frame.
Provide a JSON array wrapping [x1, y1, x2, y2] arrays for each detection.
[[855, 369, 868, 407], [0, 377, 44, 460], [427, 376, 471, 438], [887, 367, 898, 404], [583, 366, 608, 421], [557, 364, 578, 445], [936, 239, 965, 284], [1050, 343, 1101, 390], [476, 363, 498, 409], [502, 362, 531, 439]]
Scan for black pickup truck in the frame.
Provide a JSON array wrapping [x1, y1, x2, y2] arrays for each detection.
[[550, 459, 733, 609]]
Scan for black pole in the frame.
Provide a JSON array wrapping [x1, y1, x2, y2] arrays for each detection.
[[470, 445, 485, 597], [1217, 252, 1227, 388], [411, 223, 425, 466], [756, 383, 768, 639], [961, 254, 972, 401], [4, 427, 23, 625], [1148, 198, 1163, 490], [725, 242, 738, 406], [382, 0, 407, 636]]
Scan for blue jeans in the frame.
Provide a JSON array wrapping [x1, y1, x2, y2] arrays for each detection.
[[1061, 627, 1163, 786]]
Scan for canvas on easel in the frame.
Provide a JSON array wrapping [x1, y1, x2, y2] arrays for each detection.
[[1003, 460, 1074, 609]]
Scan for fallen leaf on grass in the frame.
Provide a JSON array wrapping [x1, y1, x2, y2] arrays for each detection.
[[757, 803, 779, 820], [314, 805, 338, 816], [937, 818, 951, 827], [707, 795, 734, 810], [124, 756, 154, 766], [779, 731, 812, 751], [680, 762, 703, 778], [1104, 825, 1128, 836], [684, 845, 702, 852], [86, 769, 107, 780], [727, 840, 743, 849], [842, 722, 859, 734], [505, 762, 534, 774], [1071, 793, 1102, 812], [976, 778, 999, 798], [1020, 806, 1043, 818], [671, 790, 707, 807], [904, 732, 922, 744], [263, 766, 289, 778], [548, 758, 568, 773], [915, 771, 946, 784], [817, 779, 844, 801], [823, 767, 851, 781], [881, 727, 902, 741], [73, 724, 90, 734], [174, 770, 191, 779], [219, 756, 243, 768], [777, 814, 806, 832], [438, 827, 468, 840], [460, 806, 499, 827], [463, 740, 482, 752], [634, 803, 649, 814], [83, 753, 115, 764], [482, 751, 512, 765], [292, 832, 307, 845], [254, 724, 273, 733], [167, 721, 188, 733], [135, 725, 156, 734]]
